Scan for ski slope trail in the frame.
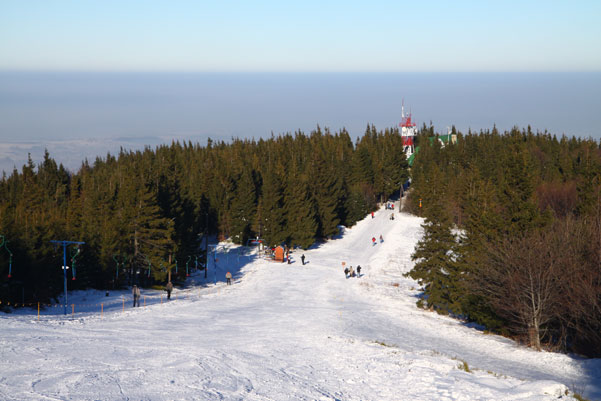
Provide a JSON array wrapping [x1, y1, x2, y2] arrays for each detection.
[[1, 205, 600, 400]]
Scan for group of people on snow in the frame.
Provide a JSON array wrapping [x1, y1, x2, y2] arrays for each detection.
[[131, 281, 174, 306], [130, 203, 386, 306], [371, 235, 384, 246], [344, 265, 362, 279]]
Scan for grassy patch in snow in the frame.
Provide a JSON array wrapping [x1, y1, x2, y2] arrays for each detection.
[[373, 340, 395, 348], [486, 370, 508, 379], [457, 360, 472, 373]]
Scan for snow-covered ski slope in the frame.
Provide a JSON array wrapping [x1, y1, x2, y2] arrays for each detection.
[[1, 205, 600, 401]]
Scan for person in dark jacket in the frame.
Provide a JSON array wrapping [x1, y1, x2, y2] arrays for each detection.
[[165, 281, 173, 299], [357, 265, 362, 276], [132, 285, 141, 307], [344, 267, 349, 278], [301, 254, 306, 265]]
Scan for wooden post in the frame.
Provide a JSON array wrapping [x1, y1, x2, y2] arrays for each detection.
[[168, 253, 172, 283], [101, 303, 103, 318], [122, 297, 125, 312], [71, 304, 74, 317], [144, 295, 146, 307], [37, 302, 40, 321]]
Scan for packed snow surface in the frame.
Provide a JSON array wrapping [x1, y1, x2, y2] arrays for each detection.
[[1, 206, 600, 400]]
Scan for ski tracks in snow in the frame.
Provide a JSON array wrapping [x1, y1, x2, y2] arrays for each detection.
[[1, 205, 600, 400]]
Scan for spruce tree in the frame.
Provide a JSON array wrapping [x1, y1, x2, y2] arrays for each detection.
[[257, 166, 286, 247], [284, 170, 317, 249], [229, 169, 257, 244], [310, 145, 341, 238], [408, 195, 460, 312]]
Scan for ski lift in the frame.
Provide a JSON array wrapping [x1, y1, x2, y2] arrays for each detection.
[[112, 254, 127, 280], [186, 255, 192, 277], [0, 235, 13, 278], [70, 245, 81, 280]]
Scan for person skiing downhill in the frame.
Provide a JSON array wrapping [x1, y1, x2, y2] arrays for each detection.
[[344, 267, 349, 278], [225, 271, 232, 285], [301, 254, 306, 265], [371, 212, 374, 219], [379, 234, 384, 243], [357, 265, 362, 276], [372, 237, 376, 246]]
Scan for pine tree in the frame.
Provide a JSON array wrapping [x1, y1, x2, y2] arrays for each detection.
[[284, 170, 317, 249], [116, 175, 174, 282], [257, 166, 286, 247], [499, 138, 549, 235], [408, 195, 460, 313], [310, 145, 341, 238], [230, 169, 257, 244]]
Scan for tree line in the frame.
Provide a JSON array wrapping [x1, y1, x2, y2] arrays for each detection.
[[406, 125, 601, 357], [0, 126, 408, 305]]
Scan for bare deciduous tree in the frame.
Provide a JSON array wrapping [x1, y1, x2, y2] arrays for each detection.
[[478, 229, 564, 350], [557, 209, 601, 355]]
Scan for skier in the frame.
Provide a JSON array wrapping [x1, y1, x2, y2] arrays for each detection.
[[344, 267, 349, 278], [349, 266, 355, 277], [225, 271, 232, 285], [357, 265, 362, 276], [301, 254, 306, 265], [371, 211, 374, 219], [132, 285, 141, 307], [165, 281, 173, 299], [380, 234, 384, 243], [372, 237, 376, 246], [390, 213, 395, 220]]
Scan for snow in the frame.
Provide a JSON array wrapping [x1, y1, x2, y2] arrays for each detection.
[[1, 205, 600, 401]]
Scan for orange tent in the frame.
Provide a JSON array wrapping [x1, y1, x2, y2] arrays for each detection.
[[274, 246, 285, 262]]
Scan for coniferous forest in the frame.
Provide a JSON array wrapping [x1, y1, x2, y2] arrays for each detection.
[[0, 126, 408, 304], [406, 125, 601, 357], [2, 122, 601, 357]]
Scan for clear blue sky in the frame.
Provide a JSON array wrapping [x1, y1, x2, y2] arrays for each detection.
[[1, 0, 600, 72]]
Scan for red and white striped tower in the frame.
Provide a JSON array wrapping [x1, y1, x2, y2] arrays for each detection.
[[399, 100, 417, 158]]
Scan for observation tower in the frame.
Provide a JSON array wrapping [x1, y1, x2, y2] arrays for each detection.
[[399, 101, 417, 159]]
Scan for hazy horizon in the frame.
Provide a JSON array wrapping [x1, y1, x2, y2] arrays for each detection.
[[1, 71, 600, 175]]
